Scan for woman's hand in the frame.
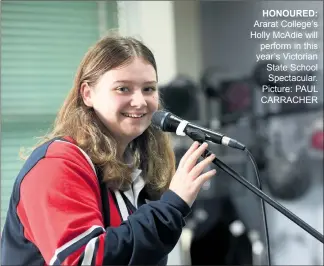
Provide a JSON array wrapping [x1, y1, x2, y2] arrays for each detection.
[[169, 141, 217, 207]]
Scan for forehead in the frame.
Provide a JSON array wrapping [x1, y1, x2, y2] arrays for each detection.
[[100, 57, 157, 85]]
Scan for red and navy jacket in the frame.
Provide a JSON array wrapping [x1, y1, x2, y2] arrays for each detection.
[[1, 137, 191, 265]]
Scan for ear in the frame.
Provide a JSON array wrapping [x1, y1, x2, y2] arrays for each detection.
[[80, 82, 93, 107]]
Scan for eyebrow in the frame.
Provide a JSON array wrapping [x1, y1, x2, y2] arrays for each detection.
[[113, 80, 157, 85]]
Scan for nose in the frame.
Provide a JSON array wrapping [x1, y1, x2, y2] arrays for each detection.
[[130, 91, 147, 108]]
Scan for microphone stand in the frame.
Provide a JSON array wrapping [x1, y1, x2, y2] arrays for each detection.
[[185, 128, 324, 244]]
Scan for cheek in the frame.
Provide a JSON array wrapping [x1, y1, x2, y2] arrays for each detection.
[[151, 95, 159, 110], [95, 95, 127, 112]]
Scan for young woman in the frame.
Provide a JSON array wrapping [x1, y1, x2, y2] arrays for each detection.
[[1, 34, 217, 265]]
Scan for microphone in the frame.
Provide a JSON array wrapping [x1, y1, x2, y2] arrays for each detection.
[[152, 110, 246, 150], [152, 110, 324, 246]]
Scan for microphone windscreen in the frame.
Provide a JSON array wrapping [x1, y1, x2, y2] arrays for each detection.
[[151, 110, 169, 130]]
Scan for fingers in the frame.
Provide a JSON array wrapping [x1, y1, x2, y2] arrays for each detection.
[[194, 168, 217, 188], [178, 141, 200, 168], [170, 141, 217, 208], [183, 142, 209, 170], [190, 153, 216, 178]]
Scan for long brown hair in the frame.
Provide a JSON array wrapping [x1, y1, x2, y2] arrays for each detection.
[[28, 34, 176, 197]]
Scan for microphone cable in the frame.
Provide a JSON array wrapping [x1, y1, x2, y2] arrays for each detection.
[[244, 147, 271, 266], [184, 126, 271, 265]]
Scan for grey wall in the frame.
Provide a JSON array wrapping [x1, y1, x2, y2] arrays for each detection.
[[199, 1, 259, 79]]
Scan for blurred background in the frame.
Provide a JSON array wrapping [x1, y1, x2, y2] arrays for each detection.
[[1, 1, 323, 265]]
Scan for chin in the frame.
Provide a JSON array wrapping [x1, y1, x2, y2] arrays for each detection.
[[128, 127, 148, 139]]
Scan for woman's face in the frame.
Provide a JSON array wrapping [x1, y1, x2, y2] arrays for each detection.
[[81, 57, 159, 145]]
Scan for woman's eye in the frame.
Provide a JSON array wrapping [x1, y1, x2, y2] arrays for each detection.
[[143, 87, 156, 92], [117, 87, 129, 92]]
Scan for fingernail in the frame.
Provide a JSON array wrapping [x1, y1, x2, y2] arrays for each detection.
[[205, 151, 212, 156]]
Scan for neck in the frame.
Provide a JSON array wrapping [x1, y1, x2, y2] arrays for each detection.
[[117, 138, 135, 163], [117, 143, 128, 162]]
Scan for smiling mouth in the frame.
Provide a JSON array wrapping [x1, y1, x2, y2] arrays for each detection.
[[122, 113, 146, 118]]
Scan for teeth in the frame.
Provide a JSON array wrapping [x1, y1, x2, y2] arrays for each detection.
[[123, 113, 145, 118]]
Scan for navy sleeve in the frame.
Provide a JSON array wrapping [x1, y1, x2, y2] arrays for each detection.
[[103, 189, 191, 265]]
